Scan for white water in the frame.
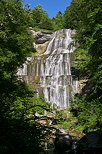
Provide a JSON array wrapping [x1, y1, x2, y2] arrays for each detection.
[[17, 29, 78, 108], [40, 29, 76, 107]]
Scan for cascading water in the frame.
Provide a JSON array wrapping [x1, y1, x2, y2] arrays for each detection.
[[40, 29, 76, 107], [17, 29, 78, 108]]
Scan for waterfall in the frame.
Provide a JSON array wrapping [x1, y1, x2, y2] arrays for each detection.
[[17, 29, 77, 108], [40, 29, 76, 107]]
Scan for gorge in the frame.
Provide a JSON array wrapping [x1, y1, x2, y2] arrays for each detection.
[[17, 29, 79, 108]]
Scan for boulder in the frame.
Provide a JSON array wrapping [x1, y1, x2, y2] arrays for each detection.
[[54, 128, 73, 154], [76, 129, 102, 154], [31, 30, 53, 44], [36, 36, 52, 44]]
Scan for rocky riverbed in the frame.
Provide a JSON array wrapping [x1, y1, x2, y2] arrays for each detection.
[[32, 111, 102, 154]]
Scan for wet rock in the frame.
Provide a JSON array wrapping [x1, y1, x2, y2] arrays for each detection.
[[54, 128, 73, 153], [76, 129, 102, 154]]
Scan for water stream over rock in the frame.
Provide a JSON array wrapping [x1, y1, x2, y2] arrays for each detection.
[[17, 29, 78, 108]]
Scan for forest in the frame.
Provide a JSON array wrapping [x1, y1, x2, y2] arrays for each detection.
[[0, 0, 102, 153]]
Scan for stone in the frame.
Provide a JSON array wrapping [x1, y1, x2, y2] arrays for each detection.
[[40, 31, 53, 34], [54, 128, 73, 153], [36, 36, 51, 44], [31, 30, 53, 44], [76, 129, 102, 154], [35, 41, 49, 55]]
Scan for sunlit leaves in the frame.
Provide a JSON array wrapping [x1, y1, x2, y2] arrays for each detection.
[[0, 0, 35, 81], [64, 0, 102, 132]]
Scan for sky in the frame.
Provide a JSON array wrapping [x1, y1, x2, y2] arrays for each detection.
[[23, 0, 72, 18]]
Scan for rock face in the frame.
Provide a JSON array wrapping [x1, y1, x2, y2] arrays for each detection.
[[35, 41, 50, 56], [31, 30, 53, 44], [76, 129, 102, 154]]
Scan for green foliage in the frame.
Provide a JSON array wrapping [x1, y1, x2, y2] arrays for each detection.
[[52, 11, 64, 30], [39, 14, 54, 30], [29, 5, 54, 30], [29, 5, 46, 27], [0, 1, 53, 153], [28, 6, 64, 31], [0, 81, 52, 153], [63, 0, 102, 133], [73, 48, 91, 78], [71, 95, 102, 132], [55, 108, 78, 131], [63, 0, 102, 52], [31, 27, 54, 33], [0, 80, 51, 120], [0, 0, 35, 82]]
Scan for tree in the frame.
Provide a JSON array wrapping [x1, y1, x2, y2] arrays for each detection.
[[63, 0, 102, 132], [29, 4, 54, 30], [0, 1, 53, 153], [52, 11, 64, 30], [0, 0, 35, 85], [39, 14, 54, 30], [30, 5, 46, 27]]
